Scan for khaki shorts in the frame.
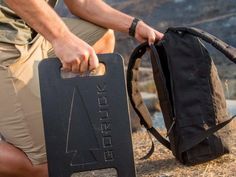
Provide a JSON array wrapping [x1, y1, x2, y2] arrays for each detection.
[[0, 17, 107, 165]]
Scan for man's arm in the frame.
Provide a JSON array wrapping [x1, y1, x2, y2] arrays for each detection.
[[64, 0, 164, 44], [4, 0, 99, 73], [5, 0, 68, 44]]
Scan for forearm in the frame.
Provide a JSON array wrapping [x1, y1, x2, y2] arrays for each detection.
[[4, 0, 70, 43], [65, 0, 133, 33]]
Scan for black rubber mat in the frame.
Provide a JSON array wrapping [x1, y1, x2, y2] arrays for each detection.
[[39, 54, 136, 177]]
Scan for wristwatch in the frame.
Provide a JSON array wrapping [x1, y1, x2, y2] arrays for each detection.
[[129, 18, 141, 37]]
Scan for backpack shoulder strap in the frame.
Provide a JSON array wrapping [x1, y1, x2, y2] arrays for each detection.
[[168, 27, 236, 64], [127, 42, 152, 128], [127, 42, 171, 151]]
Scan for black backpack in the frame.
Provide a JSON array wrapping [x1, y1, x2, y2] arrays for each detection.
[[127, 27, 236, 165]]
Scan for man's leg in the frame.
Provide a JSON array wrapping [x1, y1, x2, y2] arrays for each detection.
[[0, 142, 48, 177], [0, 39, 49, 177], [0, 18, 115, 177], [92, 29, 115, 53]]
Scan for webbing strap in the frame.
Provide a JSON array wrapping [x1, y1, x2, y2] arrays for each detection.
[[148, 128, 171, 150], [139, 132, 155, 160], [127, 42, 153, 129], [180, 115, 236, 153], [168, 27, 236, 64], [127, 42, 171, 151]]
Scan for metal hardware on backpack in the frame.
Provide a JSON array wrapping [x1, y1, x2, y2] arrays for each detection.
[[127, 27, 236, 165]]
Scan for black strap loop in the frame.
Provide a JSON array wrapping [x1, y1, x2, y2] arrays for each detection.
[[139, 131, 155, 160], [148, 128, 171, 150]]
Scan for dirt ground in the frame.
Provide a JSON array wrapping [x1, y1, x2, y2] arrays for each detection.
[[73, 127, 236, 177], [132, 130, 236, 177]]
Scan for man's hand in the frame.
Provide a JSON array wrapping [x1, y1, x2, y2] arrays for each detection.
[[4, 0, 100, 74], [135, 21, 164, 45], [52, 32, 99, 73]]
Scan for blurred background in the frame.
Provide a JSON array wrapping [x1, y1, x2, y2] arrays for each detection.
[[55, 0, 236, 129], [54, 2, 236, 176]]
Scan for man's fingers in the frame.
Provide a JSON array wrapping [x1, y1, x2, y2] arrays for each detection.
[[148, 32, 156, 45], [71, 59, 81, 73], [155, 31, 164, 40], [88, 50, 99, 71], [79, 57, 89, 73], [58, 42, 98, 74], [89, 63, 106, 76], [62, 62, 72, 72], [147, 31, 164, 45]]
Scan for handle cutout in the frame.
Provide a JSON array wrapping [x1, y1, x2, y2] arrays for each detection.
[[61, 63, 106, 79]]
